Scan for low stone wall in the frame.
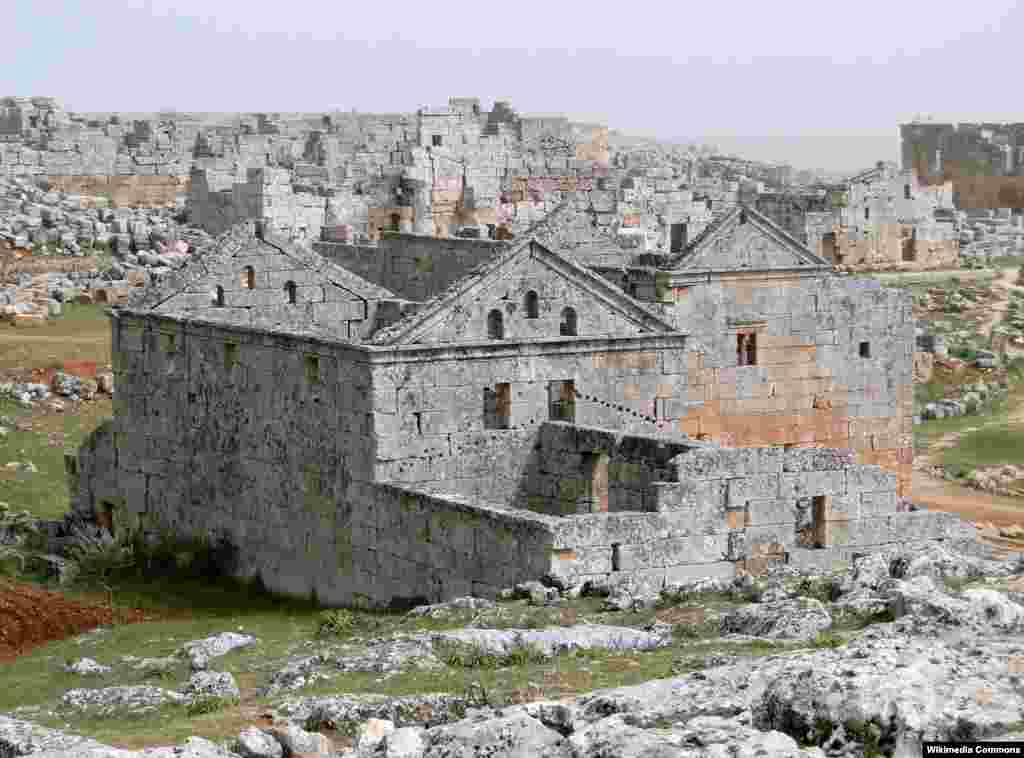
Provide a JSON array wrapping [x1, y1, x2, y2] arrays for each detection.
[[545, 443, 962, 587], [45, 175, 188, 207], [349, 483, 559, 605], [521, 422, 702, 515], [3, 255, 99, 275]]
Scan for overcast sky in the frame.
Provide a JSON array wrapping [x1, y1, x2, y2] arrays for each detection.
[[8, 0, 1023, 171]]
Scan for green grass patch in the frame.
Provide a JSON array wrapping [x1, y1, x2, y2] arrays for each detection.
[[0, 303, 112, 371], [0, 397, 113, 520], [938, 423, 1024, 469]]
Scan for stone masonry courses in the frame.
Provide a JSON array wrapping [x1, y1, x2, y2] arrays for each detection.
[[67, 206, 962, 608]]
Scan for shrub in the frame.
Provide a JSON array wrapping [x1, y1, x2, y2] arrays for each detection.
[[671, 620, 720, 641], [316, 609, 358, 638], [793, 577, 842, 603], [433, 639, 548, 669], [810, 631, 844, 649], [186, 695, 239, 717]]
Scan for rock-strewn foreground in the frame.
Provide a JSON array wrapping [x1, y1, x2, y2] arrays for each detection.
[[2, 544, 1023, 758]]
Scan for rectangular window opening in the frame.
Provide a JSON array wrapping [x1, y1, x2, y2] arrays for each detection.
[[859, 341, 871, 359], [160, 331, 177, 354], [548, 380, 576, 422], [305, 354, 321, 383], [611, 543, 621, 572], [431, 134, 442, 147], [483, 383, 512, 429], [224, 342, 239, 371], [811, 495, 829, 549], [737, 333, 757, 366]]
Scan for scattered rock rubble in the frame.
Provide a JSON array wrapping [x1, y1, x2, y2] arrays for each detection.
[[2, 543, 1021, 757]]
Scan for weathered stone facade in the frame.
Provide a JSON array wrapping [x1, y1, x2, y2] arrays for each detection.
[[70, 205, 959, 607]]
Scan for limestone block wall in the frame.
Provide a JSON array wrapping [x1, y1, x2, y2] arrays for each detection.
[[45, 176, 188, 207], [314, 236, 509, 301], [521, 422, 699, 516], [410, 258, 649, 346], [545, 444, 961, 589], [349, 483, 559, 605], [370, 337, 692, 504], [148, 239, 370, 340], [66, 419, 121, 523], [666, 274, 915, 496], [102, 313, 377, 603]]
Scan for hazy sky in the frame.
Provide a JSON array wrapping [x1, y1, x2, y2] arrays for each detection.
[[8, 0, 1024, 171]]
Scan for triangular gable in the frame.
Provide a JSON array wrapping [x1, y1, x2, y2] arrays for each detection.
[[371, 237, 677, 345], [128, 223, 398, 313], [670, 205, 833, 273]]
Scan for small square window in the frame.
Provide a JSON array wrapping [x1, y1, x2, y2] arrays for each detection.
[[305, 354, 321, 384], [859, 341, 871, 358], [432, 134, 443, 147], [160, 331, 177, 354]]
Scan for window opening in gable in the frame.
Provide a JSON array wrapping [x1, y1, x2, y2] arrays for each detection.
[[242, 266, 255, 289], [559, 307, 578, 336], [524, 290, 539, 319], [487, 309, 504, 340], [285, 281, 297, 304]]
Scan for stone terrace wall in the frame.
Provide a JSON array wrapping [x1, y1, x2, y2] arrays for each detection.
[[348, 483, 559, 605], [521, 422, 701, 515], [545, 444, 964, 590], [314, 235, 509, 301]]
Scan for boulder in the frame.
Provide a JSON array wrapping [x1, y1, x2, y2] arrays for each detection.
[[719, 597, 832, 641]]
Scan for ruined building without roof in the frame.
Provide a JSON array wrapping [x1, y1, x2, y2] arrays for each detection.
[[68, 204, 972, 607]]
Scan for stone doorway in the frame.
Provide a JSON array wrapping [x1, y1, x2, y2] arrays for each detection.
[[581, 450, 610, 513]]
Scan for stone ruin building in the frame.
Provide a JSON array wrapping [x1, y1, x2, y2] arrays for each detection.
[[66, 201, 974, 608]]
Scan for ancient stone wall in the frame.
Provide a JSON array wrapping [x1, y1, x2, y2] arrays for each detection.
[[44, 176, 188, 207], [664, 273, 915, 496], [545, 443, 962, 588], [314, 235, 509, 301], [369, 337, 691, 504], [522, 422, 698, 516], [351, 483, 558, 604], [102, 313, 377, 603]]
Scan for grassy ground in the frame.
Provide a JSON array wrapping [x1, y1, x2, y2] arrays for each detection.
[[0, 303, 112, 371], [0, 397, 113, 520], [0, 566, 868, 749], [937, 423, 1024, 471]]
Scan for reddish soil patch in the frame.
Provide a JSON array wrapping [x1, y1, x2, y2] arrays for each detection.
[[0, 579, 184, 661]]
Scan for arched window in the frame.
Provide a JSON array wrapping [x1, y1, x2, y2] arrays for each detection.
[[243, 266, 255, 289], [285, 281, 297, 304], [212, 286, 224, 307], [559, 307, 577, 336], [524, 290, 539, 319], [487, 309, 504, 340]]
